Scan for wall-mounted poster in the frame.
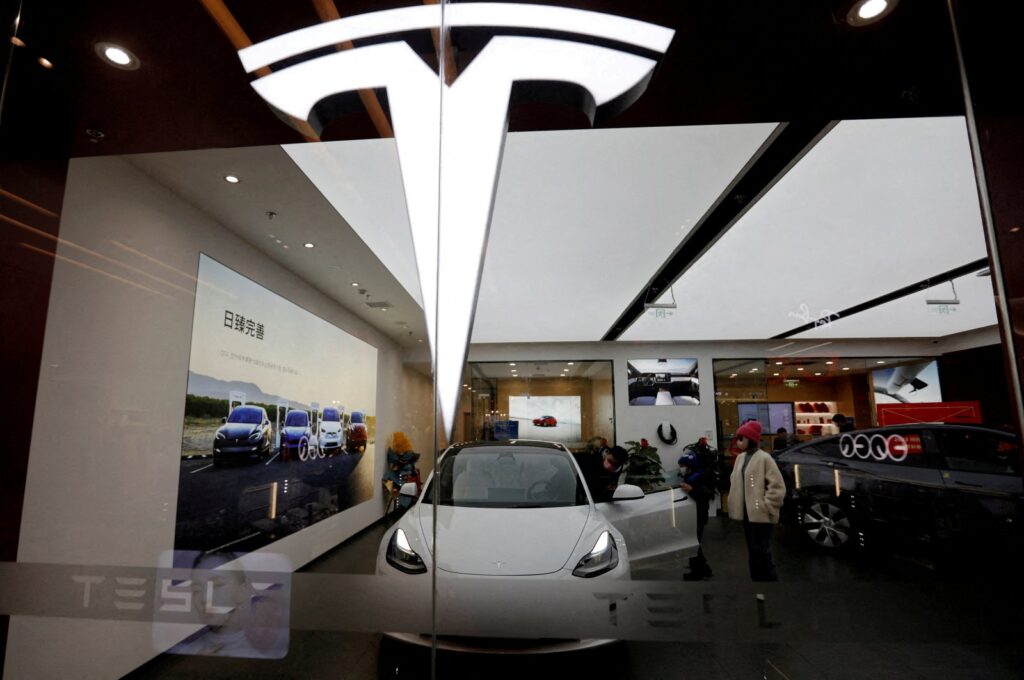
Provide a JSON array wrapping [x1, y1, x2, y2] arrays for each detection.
[[508, 395, 582, 442], [871, 360, 942, 404], [627, 358, 700, 405], [174, 255, 378, 561]]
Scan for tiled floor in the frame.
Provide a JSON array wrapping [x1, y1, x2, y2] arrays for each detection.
[[127, 513, 1023, 679]]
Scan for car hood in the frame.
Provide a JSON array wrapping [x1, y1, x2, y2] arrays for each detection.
[[417, 504, 591, 576], [320, 422, 342, 433], [218, 423, 257, 438], [283, 426, 307, 438]]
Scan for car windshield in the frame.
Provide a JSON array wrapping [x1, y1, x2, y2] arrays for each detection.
[[322, 408, 340, 422], [423, 447, 588, 508], [285, 411, 308, 427], [227, 407, 261, 424]]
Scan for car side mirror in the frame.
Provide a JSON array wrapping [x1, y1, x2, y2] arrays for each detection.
[[612, 484, 644, 501], [221, 417, 227, 424], [399, 482, 419, 498]]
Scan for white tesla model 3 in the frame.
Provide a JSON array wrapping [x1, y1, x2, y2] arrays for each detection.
[[375, 440, 698, 651]]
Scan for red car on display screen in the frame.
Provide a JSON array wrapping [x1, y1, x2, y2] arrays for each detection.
[[532, 415, 557, 427]]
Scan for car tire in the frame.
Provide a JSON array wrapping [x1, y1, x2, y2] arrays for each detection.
[[800, 500, 856, 549]]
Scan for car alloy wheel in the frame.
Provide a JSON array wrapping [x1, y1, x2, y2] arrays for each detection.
[[801, 501, 853, 549]]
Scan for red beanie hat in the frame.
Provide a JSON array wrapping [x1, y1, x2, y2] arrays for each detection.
[[736, 420, 762, 444]]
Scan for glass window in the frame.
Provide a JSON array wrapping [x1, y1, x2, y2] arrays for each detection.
[[226, 406, 263, 424], [937, 429, 1020, 475]]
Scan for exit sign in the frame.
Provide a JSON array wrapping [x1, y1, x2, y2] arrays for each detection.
[[783, 379, 800, 388]]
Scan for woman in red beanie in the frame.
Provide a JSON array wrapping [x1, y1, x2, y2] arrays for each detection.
[[727, 420, 786, 581]]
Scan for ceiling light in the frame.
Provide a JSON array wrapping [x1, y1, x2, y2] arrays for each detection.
[[379, 307, 387, 311], [750, 368, 758, 372], [509, 363, 516, 366], [773, 373, 779, 377], [847, 0, 897, 26], [10, 37, 25, 48], [797, 368, 804, 371], [567, 362, 574, 366], [38, 57, 53, 69], [462, 384, 468, 387], [417, 339, 423, 343], [267, 233, 275, 238], [303, 242, 315, 248], [351, 282, 360, 287], [775, 361, 783, 365], [729, 374, 737, 378], [1011, 226, 1021, 233], [95, 42, 140, 70], [224, 175, 240, 183], [282, 244, 289, 249], [814, 372, 822, 376], [826, 361, 833, 365], [842, 367, 850, 371], [877, 360, 886, 364]]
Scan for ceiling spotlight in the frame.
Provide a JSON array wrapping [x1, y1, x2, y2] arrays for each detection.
[[95, 42, 140, 70], [379, 307, 388, 312], [351, 282, 360, 287], [567, 362, 574, 366], [877, 360, 886, 364], [775, 361, 783, 365], [846, 0, 897, 26], [38, 57, 53, 69], [826, 361, 834, 365], [750, 368, 758, 372], [729, 373, 737, 378], [462, 384, 468, 388], [10, 36, 25, 48], [282, 244, 289, 249], [773, 373, 779, 377], [417, 339, 423, 343], [303, 242, 315, 248], [224, 175, 240, 183], [814, 372, 822, 376], [842, 367, 850, 371], [509, 363, 516, 366], [1010, 226, 1021, 233], [797, 367, 804, 371]]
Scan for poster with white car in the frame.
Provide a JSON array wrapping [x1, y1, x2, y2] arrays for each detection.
[[174, 254, 378, 560]]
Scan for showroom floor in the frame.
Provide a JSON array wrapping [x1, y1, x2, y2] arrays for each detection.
[[127, 509, 1023, 679]]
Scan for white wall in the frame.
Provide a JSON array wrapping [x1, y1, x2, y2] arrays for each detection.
[[5, 156, 414, 679], [468, 338, 947, 471]]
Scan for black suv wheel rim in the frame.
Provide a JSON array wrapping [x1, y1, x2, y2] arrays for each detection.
[[802, 502, 852, 548]]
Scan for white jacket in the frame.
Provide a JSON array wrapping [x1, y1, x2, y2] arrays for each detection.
[[728, 448, 786, 524]]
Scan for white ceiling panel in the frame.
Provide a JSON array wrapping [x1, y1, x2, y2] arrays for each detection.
[[791, 272, 997, 339], [470, 124, 776, 342], [621, 116, 987, 342]]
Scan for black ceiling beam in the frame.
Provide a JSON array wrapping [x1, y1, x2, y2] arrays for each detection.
[[771, 258, 990, 339], [601, 119, 837, 341]]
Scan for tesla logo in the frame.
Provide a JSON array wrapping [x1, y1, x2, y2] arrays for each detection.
[[240, 4, 673, 437]]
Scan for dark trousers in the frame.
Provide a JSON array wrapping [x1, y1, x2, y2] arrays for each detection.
[[689, 499, 710, 570], [742, 520, 778, 581]]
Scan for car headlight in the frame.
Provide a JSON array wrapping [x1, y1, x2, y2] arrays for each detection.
[[215, 432, 226, 440], [572, 531, 618, 578], [386, 528, 427, 574], [248, 430, 262, 439]]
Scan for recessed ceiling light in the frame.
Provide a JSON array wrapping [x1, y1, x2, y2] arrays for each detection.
[[95, 42, 140, 70], [729, 374, 737, 378], [38, 57, 53, 69], [847, 0, 897, 26], [417, 339, 423, 343], [10, 37, 25, 48], [509, 363, 516, 366], [567, 362, 574, 366], [303, 242, 315, 248], [282, 244, 289, 249], [772, 373, 779, 377], [463, 384, 468, 387], [814, 372, 822, 376], [826, 361, 834, 365], [1010, 226, 1020, 233], [267, 233, 275, 238], [877, 360, 886, 364], [351, 282, 360, 287], [224, 175, 240, 183], [775, 361, 783, 365], [750, 368, 758, 372], [379, 307, 387, 312], [797, 367, 804, 371], [842, 367, 850, 371]]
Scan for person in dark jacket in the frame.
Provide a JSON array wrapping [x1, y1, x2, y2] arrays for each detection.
[[679, 446, 716, 580], [576, 445, 629, 503]]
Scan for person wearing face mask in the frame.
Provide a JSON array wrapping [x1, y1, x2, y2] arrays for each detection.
[[727, 420, 786, 581]]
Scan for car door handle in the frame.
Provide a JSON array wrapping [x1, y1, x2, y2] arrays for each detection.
[[955, 481, 984, 489], [673, 493, 689, 502]]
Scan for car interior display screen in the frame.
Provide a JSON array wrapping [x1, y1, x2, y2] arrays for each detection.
[[627, 359, 700, 405], [508, 395, 582, 443], [871, 360, 943, 404], [174, 254, 378, 558]]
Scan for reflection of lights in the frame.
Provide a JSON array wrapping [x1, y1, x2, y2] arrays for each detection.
[[834, 469, 841, 497], [794, 464, 801, 489], [11, 37, 25, 47], [38, 57, 54, 69]]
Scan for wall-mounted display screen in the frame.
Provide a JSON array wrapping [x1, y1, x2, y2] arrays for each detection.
[[627, 358, 700, 405], [871, 360, 942, 404], [508, 395, 582, 442], [174, 255, 378, 559], [737, 402, 795, 435]]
